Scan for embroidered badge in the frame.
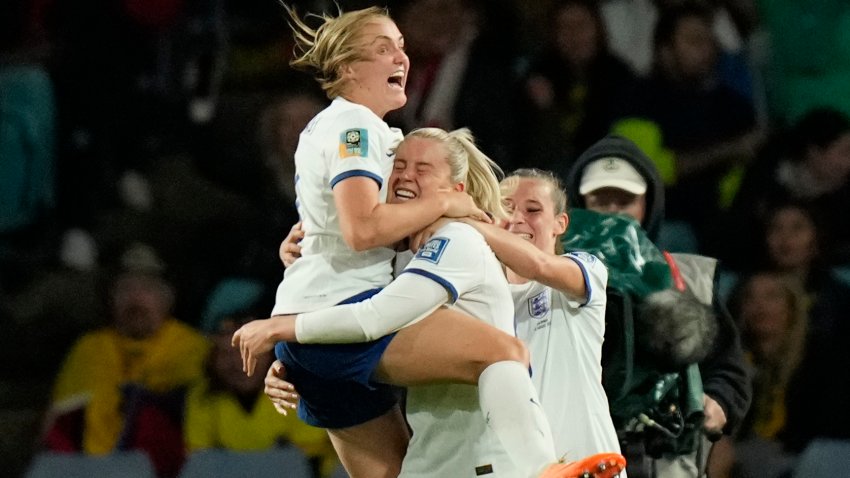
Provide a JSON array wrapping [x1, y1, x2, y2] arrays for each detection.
[[339, 128, 369, 158], [415, 237, 449, 264], [528, 290, 550, 318]]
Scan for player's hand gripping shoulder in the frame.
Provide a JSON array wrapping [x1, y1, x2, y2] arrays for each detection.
[[409, 205, 494, 252], [265, 360, 299, 415], [279, 221, 304, 268], [437, 189, 492, 223], [231, 316, 297, 376], [410, 217, 455, 252]]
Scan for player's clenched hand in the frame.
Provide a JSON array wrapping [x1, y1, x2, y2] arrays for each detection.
[[280, 221, 304, 268], [265, 360, 299, 415]]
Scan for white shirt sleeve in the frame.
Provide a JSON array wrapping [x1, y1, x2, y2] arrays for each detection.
[[328, 109, 394, 189], [563, 251, 608, 308], [398, 222, 485, 303], [294, 272, 451, 343]]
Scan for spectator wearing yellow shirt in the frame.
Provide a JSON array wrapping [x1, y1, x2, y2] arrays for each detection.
[[185, 312, 338, 477], [45, 243, 210, 476]]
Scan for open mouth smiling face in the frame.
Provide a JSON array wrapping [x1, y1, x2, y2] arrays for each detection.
[[503, 178, 566, 253], [346, 17, 410, 117], [388, 136, 455, 204], [388, 68, 405, 90]]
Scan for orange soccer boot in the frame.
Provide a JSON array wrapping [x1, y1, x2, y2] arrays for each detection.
[[538, 452, 627, 478]]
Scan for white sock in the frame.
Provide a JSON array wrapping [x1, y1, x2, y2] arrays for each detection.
[[478, 360, 557, 478]]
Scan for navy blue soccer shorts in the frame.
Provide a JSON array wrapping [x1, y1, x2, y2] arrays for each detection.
[[274, 288, 399, 429]]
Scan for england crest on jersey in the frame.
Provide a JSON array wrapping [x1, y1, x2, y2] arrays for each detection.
[[528, 289, 550, 318]]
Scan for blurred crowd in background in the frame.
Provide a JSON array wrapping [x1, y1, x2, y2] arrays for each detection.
[[2, 0, 850, 477]]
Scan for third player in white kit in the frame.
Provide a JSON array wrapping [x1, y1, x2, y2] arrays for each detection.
[[511, 249, 622, 460], [459, 168, 625, 475]]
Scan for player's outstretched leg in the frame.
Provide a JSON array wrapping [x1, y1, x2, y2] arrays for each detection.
[[538, 452, 626, 478]]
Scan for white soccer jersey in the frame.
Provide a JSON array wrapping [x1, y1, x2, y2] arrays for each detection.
[[510, 252, 622, 462], [397, 222, 520, 478], [272, 97, 404, 314]]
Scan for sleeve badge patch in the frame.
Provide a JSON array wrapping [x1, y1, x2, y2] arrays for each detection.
[[567, 251, 598, 265], [415, 237, 450, 264], [339, 128, 369, 158]]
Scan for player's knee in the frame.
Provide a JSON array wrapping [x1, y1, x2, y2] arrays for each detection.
[[487, 335, 530, 369], [466, 335, 530, 383], [506, 336, 530, 368]]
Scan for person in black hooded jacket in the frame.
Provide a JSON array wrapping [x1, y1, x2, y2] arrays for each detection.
[[565, 135, 752, 478]]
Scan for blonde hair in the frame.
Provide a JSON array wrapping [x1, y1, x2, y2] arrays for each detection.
[[738, 271, 808, 386], [501, 168, 569, 215], [735, 271, 809, 437], [405, 127, 507, 219], [283, 3, 392, 99]]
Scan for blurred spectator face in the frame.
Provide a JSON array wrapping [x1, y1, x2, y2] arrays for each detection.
[[212, 319, 269, 395], [739, 273, 793, 341], [765, 205, 818, 271], [583, 187, 647, 224], [806, 131, 850, 183], [554, 3, 600, 68], [112, 274, 173, 339], [664, 15, 717, 81]]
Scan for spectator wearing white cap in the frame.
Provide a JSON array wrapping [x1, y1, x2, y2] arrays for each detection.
[[566, 135, 751, 478], [578, 157, 649, 226], [568, 136, 666, 242]]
